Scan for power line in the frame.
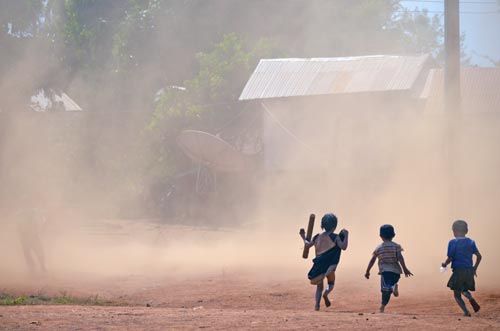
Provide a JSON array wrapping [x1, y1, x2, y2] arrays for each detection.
[[260, 102, 312, 151], [459, 11, 499, 13], [394, 9, 500, 14], [401, 0, 498, 4]]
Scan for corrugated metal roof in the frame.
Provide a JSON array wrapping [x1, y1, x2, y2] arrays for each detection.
[[30, 88, 83, 112], [239, 54, 431, 100], [422, 67, 500, 113], [54, 92, 83, 111]]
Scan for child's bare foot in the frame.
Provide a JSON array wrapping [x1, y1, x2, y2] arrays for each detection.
[[379, 304, 385, 313], [470, 298, 480, 312], [393, 284, 399, 297], [323, 294, 331, 307]]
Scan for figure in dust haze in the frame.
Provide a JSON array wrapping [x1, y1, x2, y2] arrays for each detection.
[[441, 220, 482, 316], [365, 224, 413, 313], [16, 206, 48, 274], [300, 213, 349, 311]]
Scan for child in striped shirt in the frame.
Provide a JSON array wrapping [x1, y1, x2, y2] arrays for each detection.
[[365, 224, 413, 312]]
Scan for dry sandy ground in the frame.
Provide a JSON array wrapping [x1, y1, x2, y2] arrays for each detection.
[[1, 275, 499, 331], [1, 219, 499, 330]]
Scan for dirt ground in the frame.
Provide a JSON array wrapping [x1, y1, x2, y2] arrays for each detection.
[[1, 274, 499, 331], [1, 219, 499, 330]]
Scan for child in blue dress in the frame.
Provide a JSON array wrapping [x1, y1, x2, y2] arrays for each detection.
[[441, 220, 482, 316], [300, 213, 348, 311]]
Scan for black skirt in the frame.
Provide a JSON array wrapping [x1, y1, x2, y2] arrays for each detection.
[[447, 268, 475, 292], [307, 246, 341, 280]]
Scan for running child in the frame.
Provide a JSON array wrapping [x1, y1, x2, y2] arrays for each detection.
[[299, 213, 348, 311], [365, 224, 413, 313], [441, 220, 482, 316]]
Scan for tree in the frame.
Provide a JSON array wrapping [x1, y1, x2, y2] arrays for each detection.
[[392, 8, 444, 57], [147, 33, 278, 179], [0, 0, 47, 37], [2, 0, 449, 112], [0, 0, 453, 210], [42, 0, 451, 110]]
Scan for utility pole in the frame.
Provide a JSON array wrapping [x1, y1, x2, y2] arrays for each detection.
[[444, 0, 461, 112], [444, 0, 461, 218]]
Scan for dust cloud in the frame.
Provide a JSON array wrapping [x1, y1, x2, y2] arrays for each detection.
[[0, 3, 498, 299], [247, 97, 500, 290], [2, 91, 498, 295]]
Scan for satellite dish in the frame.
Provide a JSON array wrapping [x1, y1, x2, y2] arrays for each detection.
[[177, 130, 256, 173]]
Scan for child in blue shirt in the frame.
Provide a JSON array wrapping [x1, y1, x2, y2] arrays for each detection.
[[441, 220, 482, 316]]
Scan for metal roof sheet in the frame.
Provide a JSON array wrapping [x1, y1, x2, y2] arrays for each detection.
[[422, 67, 500, 113], [30, 88, 83, 112], [239, 54, 431, 100]]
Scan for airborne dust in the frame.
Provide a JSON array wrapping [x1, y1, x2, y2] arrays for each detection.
[[0, 3, 498, 300], [1, 91, 498, 294]]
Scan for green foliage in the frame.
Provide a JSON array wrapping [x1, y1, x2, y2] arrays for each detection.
[[0, 0, 456, 207], [0, 295, 28, 305], [111, 0, 158, 73], [152, 33, 277, 128], [60, 0, 105, 68], [1, 0, 450, 109], [0, 0, 44, 36], [0, 292, 120, 306], [392, 8, 444, 57], [147, 34, 278, 178], [153, 34, 273, 125]]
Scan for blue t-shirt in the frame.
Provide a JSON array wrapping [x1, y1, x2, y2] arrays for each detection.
[[447, 237, 479, 269]]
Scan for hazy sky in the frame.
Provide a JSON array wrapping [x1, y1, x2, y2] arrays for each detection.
[[401, 0, 500, 66]]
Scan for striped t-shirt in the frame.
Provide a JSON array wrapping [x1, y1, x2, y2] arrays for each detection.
[[373, 241, 403, 274]]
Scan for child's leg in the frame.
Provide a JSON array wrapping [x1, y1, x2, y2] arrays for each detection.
[[454, 290, 471, 316], [32, 236, 46, 272], [21, 243, 35, 272], [380, 273, 394, 312], [393, 283, 399, 297], [315, 280, 324, 310], [325, 272, 336, 294], [322, 272, 335, 307], [462, 291, 480, 312], [323, 265, 337, 296], [381, 290, 391, 307]]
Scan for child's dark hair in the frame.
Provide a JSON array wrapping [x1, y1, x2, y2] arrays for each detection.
[[321, 213, 338, 232], [452, 220, 468, 235], [380, 224, 395, 240]]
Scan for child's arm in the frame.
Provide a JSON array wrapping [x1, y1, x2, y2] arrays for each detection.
[[441, 257, 452, 268], [442, 240, 455, 268], [473, 251, 482, 276], [365, 256, 376, 279], [299, 228, 314, 249], [397, 252, 413, 277], [335, 229, 349, 250]]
